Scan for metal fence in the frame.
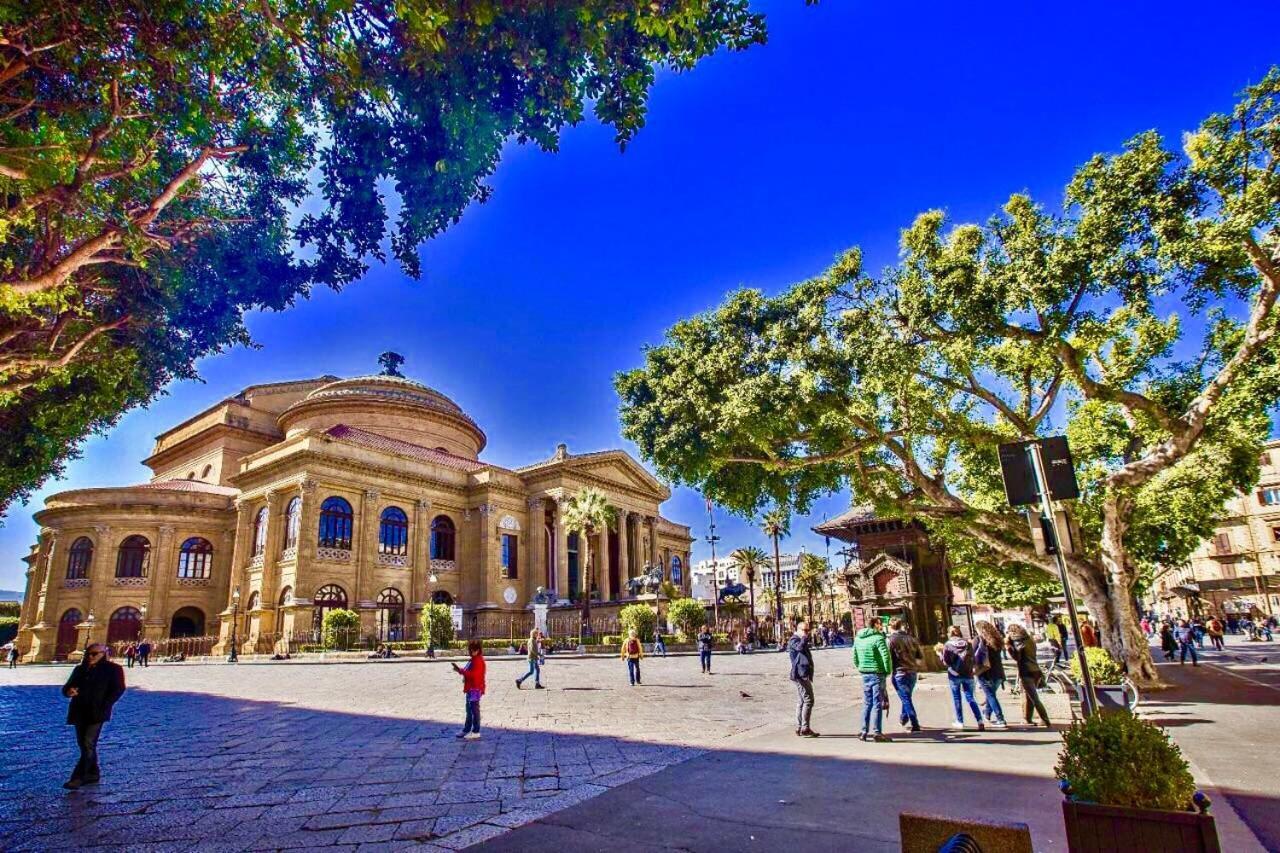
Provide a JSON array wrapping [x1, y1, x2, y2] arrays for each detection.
[[108, 635, 219, 660]]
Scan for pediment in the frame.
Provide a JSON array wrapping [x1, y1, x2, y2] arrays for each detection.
[[573, 454, 670, 500]]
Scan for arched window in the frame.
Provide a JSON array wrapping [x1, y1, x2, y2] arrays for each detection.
[[379, 506, 409, 556], [312, 584, 348, 635], [430, 515, 455, 560], [318, 497, 354, 549], [107, 606, 142, 644], [431, 590, 453, 605], [245, 591, 260, 611], [177, 537, 214, 579], [671, 555, 683, 586], [65, 537, 93, 579], [376, 588, 405, 641], [56, 608, 82, 660], [278, 586, 293, 606], [201, 464, 213, 480], [284, 497, 301, 549], [252, 506, 269, 556], [115, 535, 150, 578]]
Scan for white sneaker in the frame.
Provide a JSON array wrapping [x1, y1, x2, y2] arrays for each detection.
[[952, 719, 965, 728], [991, 720, 1008, 729], [464, 732, 481, 740]]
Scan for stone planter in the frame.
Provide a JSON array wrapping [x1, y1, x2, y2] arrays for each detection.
[[1062, 800, 1219, 852]]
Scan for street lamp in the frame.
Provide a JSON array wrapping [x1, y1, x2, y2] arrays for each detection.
[[228, 585, 241, 663], [139, 604, 148, 641], [426, 573, 438, 657]]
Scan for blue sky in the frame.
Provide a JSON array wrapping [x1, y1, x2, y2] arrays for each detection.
[[4, 0, 1280, 592]]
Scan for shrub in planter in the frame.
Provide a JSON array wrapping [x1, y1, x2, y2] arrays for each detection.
[[668, 598, 707, 641], [321, 609, 361, 650], [619, 603, 657, 642], [1069, 646, 1125, 685], [1056, 712, 1217, 852]]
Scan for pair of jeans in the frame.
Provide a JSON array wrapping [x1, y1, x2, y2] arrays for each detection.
[[948, 675, 982, 723], [700, 650, 712, 672], [626, 658, 641, 685], [977, 675, 1005, 723], [861, 674, 885, 735], [517, 658, 541, 687], [794, 677, 814, 730], [72, 722, 103, 781], [1210, 634, 1224, 651], [462, 700, 481, 734], [1020, 676, 1051, 725], [1179, 641, 1198, 663], [654, 640, 666, 657], [891, 671, 919, 728]]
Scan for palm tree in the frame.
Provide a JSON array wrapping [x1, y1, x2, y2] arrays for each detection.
[[561, 487, 617, 637], [761, 508, 790, 642], [731, 546, 768, 642], [795, 553, 828, 626]]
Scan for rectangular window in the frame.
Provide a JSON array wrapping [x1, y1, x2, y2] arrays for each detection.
[[1260, 488, 1280, 506], [1212, 533, 1231, 555], [502, 534, 518, 579], [1273, 527, 1280, 543]]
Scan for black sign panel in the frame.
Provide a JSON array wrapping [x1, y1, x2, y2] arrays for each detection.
[[998, 436, 1080, 507]]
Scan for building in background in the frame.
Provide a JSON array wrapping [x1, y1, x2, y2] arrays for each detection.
[[14, 370, 693, 662], [690, 557, 739, 601], [1151, 439, 1280, 619]]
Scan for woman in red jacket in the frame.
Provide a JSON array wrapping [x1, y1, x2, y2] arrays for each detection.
[[451, 640, 486, 740]]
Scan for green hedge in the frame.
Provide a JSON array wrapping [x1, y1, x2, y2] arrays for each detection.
[[1056, 712, 1195, 810], [0, 615, 18, 645]]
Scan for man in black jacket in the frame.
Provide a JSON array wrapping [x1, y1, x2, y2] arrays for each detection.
[[61, 643, 126, 789], [787, 621, 818, 737]]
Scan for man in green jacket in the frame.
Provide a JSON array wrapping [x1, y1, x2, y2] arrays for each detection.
[[853, 618, 893, 741]]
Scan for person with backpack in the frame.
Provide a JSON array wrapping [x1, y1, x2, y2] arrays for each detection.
[[853, 617, 893, 742], [886, 618, 922, 732], [1005, 624, 1051, 727], [940, 626, 984, 731], [973, 620, 1008, 729], [697, 626, 714, 674], [451, 640, 486, 740], [621, 629, 644, 685], [787, 621, 818, 737], [1207, 616, 1225, 651]]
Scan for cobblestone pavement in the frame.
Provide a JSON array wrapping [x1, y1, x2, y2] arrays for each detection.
[[0, 648, 870, 851]]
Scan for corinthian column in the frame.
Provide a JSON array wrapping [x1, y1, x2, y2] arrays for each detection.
[[554, 501, 569, 598], [617, 510, 630, 590]]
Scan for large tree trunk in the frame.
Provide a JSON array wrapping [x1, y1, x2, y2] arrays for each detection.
[[1096, 496, 1161, 685]]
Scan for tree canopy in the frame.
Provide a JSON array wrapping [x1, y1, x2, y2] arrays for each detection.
[[0, 0, 766, 514], [617, 70, 1280, 683]]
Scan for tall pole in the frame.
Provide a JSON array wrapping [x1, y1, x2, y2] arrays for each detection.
[[1028, 442, 1096, 717], [705, 501, 721, 628], [772, 532, 784, 645]]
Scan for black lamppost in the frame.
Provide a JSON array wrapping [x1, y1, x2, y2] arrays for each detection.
[[228, 585, 241, 663], [426, 572, 439, 657]]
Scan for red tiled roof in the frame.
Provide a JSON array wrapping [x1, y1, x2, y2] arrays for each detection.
[[812, 505, 877, 533], [324, 425, 487, 472], [138, 479, 240, 496]]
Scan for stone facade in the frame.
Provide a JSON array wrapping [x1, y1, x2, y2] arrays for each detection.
[[15, 374, 693, 661], [1150, 438, 1280, 619]]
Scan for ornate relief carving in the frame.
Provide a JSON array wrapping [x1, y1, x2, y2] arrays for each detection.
[[527, 497, 545, 510], [279, 546, 297, 563], [93, 524, 111, 535], [63, 578, 90, 589], [364, 489, 380, 501], [112, 576, 149, 587], [176, 577, 212, 587], [477, 503, 497, 515], [498, 514, 520, 531], [430, 558, 458, 573], [249, 553, 264, 569], [416, 498, 432, 511], [376, 553, 409, 568], [316, 547, 352, 562], [301, 479, 318, 494]]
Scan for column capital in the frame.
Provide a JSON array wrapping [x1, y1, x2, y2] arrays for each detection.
[[301, 478, 318, 494], [527, 497, 546, 511], [364, 488, 380, 501], [158, 524, 176, 537], [416, 498, 432, 511], [93, 524, 111, 536]]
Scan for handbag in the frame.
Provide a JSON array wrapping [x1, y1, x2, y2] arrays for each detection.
[[879, 682, 890, 711]]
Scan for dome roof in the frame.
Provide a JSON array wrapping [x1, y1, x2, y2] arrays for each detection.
[[278, 373, 486, 456], [302, 375, 469, 418]]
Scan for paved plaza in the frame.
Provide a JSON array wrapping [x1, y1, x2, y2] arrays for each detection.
[[0, 643, 1276, 851]]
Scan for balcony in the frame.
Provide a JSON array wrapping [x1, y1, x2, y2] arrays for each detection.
[[63, 577, 90, 589], [113, 576, 149, 587], [376, 553, 409, 568], [317, 547, 352, 563], [279, 546, 297, 563], [176, 576, 212, 587], [430, 558, 457, 573]]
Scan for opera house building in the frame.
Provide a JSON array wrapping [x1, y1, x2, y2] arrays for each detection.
[[15, 372, 693, 661]]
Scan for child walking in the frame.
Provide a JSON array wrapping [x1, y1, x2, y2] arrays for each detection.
[[452, 640, 486, 740]]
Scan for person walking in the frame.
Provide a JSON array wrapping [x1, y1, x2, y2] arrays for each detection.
[[1005, 624, 1051, 727], [1079, 617, 1099, 649], [137, 639, 152, 668], [1175, 619, 1199, 666], [1207, 616, 1225, 651], [698, 626, 714, 674], [123, 643, 136, 669], [516, 629, 544, 689], [887, 618, 922, 732], [5, 643, 18, 668], [973, 621, 1008, 729], [61, 643, 126, 789], [940, 626, 984, 731], [654, 626, 667, 657], [451, 640, 486, 740], [1048, 615, 1069, 667], [788, 621, 818, 737], [621, 629, 644, 686], [1159, 621, 1177, 661], [853, 617, 892, 742]]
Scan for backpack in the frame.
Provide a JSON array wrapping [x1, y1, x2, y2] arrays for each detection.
[[974, 641, 991, 676]]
